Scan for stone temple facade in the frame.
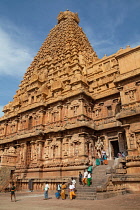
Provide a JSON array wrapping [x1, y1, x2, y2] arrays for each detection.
[[0, 11, 140, 192]]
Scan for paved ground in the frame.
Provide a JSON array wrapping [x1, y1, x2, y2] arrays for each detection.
[[0, 191, 140, 210]]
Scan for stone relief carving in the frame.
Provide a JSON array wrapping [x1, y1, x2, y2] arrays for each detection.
[[73, 140, 81, 156], [129, 133, 136, 149], [135, 132, 140, 147], [8, 146, 16, 154], [125, 89, 136, 101]]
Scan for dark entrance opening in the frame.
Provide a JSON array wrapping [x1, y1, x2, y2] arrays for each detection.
[[110, 140, 119, 158]]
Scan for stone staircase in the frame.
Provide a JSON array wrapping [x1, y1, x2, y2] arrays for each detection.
[[75, 185, 97, 200], [0, 167, 13, 192], [76, 160, 114, 200]]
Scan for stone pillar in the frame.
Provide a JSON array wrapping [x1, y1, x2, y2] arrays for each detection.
[[78, 97, 84, 115], [123, 125, 140, 174], [39, 109, 45, 125], [78, 133, 86, 156], [123, 124, 130, 152], [15, 118, 19, 132], [66, 101, 71, 118], [88, 141, 93, 163], [36, 140, 44, 160], [4, 122, 8, 136], [30, 141, 35, 161], [123, 124, 137, 156], [15, 144, 20, 165], [20, 143, 26, 166], [102, 134, 109, 157], [118, 132, 126, 153], [56, 137, 63, 159]]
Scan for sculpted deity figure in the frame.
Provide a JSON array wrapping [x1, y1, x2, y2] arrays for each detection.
[[95, 137, 104, 151], [129, 90, 135, 101], [135, 133, 140, 150], [8, 146, 16, 154]]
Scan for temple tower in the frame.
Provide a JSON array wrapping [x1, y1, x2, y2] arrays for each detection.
[[0, 10, 98, 179]]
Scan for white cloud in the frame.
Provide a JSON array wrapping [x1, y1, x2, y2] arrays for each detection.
[[0, 106, 4, 117], [0, 19, 35, 78]]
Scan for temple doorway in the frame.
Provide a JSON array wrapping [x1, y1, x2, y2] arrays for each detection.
[[110, 140, 119, 159]]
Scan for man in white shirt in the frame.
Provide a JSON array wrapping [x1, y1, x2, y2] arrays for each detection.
[[87, 172, 92, 186], [44, 183, 49, 200], [69, 182, 76, 200], [83, 170, 88, 186], [71, 177, 76, 188]]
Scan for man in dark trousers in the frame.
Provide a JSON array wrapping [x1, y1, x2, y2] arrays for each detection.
[[10, 183, 16, 202]]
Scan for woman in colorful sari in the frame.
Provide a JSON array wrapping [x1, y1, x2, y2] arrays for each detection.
[[95, 154, 100, 166], [61, 182, 67, 200]]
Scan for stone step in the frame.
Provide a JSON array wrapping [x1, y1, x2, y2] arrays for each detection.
[[76, 194, 96, 197], [75, 191, 96, 195], [75, 163, 115, 200], [76, 196, 96, 200], [76, 188, 95, 192], [76, 197, 96, 200]]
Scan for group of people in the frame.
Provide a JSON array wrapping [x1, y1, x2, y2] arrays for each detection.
[[95, 151, 108, 166], [117, 152, 125, 158], [44, 177, 77, 200], [55, 177, 76, 200], [79, 165, 93, 187], [44, 168, 93, 201]]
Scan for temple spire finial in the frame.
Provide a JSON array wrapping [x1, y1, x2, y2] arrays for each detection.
[[57, 10, 80, 24]]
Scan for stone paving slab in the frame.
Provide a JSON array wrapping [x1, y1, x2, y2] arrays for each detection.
[[0, 191, 140, 210]]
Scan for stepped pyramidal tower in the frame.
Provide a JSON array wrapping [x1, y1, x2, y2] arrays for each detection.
[[0, 10, 140, 193]]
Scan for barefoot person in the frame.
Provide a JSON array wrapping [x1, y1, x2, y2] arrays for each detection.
[[79, 172, 83, 185], [82, 169, 88, 186], [87, 172, 92, 187], [69, 182, 76, 200], [44, 183, 49, 200], [10, 183, 16, 202], [61, 182, 67, 200]]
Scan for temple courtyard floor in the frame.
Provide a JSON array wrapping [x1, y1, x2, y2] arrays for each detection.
[[0, 191, 140, 210]]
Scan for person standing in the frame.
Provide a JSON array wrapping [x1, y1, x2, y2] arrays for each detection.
[[57, 183, 61, 194], [87, 172, 92, 187], [82, 170, 88, 186], [87, 165, 93, 174], [71, 177, 76, 188], [61, 182, 67, 200], [44, 183, 49, 200], [69, 182, 76, 200], [95, 154, 101, 166], [103, 153, 108, 165], [79, 172, 82, 185], [10, 183, 16, 202]]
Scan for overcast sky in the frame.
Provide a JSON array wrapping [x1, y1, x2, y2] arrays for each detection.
[[0, 0, 140, 117]]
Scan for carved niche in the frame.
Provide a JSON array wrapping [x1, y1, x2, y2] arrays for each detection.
[[125, 88, 136, 101], [129, 133, 136, 149], [135, 132, 140, 151]]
